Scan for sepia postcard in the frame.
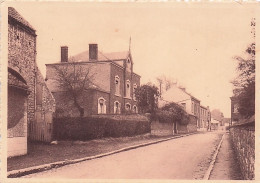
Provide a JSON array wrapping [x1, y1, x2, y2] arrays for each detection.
[[0, 1, 259, 182]]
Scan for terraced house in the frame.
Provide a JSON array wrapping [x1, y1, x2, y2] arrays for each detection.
[[46, 44, 140, 117]]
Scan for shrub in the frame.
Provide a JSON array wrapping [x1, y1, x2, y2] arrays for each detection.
[[53, 114, 150, 141], [160, 102, 190, 125], [156, 110, 173, 123]]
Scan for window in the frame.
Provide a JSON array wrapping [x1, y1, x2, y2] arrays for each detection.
[[98, 97, 106, 114], [126, 80, 131, 98], [234, 104, 239, 113], [115, 75, 120, 96], [114, 101, 121, 114], [181, 103, 186, 110], [125, 103, 131, 111], [126, 58, 131, 71], [133, 84, 137, 101], [133, 105, 138, 113]]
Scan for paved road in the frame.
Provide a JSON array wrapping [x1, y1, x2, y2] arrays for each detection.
[[24, 132, 224, 179]]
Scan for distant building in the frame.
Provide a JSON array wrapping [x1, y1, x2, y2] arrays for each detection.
[[223, 118, 231, 127], [46, 44, 140, 117], [8, 7, 55, 157], [158, 85, 200, 126], [211, 118, 220, 130]]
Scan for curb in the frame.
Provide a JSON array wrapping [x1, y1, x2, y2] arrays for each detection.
[[203, 132, 225, 180], [8, 132, 198, 178]]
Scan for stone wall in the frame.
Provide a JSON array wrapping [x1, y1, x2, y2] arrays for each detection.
[[8, 16, 36, 128], [151, 120, 174, 136], [229, 121, 255, 180], [187, 115, 197, 133]]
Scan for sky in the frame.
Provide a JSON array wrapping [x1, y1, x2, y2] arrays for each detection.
[[5, 2, 257, 117]]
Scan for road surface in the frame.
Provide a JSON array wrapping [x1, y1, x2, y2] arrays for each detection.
[[24, 132, 224, 179]]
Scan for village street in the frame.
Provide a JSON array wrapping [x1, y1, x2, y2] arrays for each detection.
[[24, 131, 227, 179]]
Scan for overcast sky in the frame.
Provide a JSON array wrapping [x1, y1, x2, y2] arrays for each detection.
[[6, 2, 257, 117]]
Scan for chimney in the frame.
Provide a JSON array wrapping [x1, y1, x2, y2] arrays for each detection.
[[61, 46, 68, 62], [89, 44, 98, 61]]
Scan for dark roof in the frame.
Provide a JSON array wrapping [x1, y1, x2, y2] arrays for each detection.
[[8, 7, 35, 31], [72, 50, 130, 62]]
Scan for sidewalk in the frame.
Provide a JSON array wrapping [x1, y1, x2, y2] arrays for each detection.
[[209, 131, 243, 180]]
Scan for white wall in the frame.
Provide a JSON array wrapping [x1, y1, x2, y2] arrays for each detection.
[[8, 136, 27, 157]]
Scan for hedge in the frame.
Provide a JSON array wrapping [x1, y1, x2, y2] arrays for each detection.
[[53, 114, 151, 141]]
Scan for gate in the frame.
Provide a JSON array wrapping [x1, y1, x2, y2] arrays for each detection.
[[29, 112, 53, 142]]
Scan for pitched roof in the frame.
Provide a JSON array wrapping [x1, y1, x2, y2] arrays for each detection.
[[72, 50, 130, 62], [8, 7, 35, 31], [177, 87, 200, 102]]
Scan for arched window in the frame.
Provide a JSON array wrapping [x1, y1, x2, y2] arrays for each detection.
[[114, 101, 121, 114], [115, 75, 120, 96], [125, 103, 131, 111], [133, 105, 138, 113], [126, 80, 131, 98], [133, 84, 137, 101], [98, 97, 106, 114]]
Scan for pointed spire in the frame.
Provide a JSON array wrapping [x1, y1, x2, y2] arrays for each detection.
[[129, 36, 131, 52]]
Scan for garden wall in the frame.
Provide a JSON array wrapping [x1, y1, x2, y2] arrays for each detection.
[[151, 120, 174, 136], [187, 115, 197, 133], [53, 114, 150, 140], [229, 119, 255, 180]]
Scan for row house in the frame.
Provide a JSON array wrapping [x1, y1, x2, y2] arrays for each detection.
[[46, 44, 141, 117], [158, 84, 201, 127], [199, 105, 211, 130]]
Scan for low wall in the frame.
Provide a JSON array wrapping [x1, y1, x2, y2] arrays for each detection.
[[187, 115, 197, 133], [151, 120, 173, 136], [229, 120, 255, 180], [53, 114, 150, 140]]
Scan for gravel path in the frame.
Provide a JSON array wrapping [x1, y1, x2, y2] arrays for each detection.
[[209, 132, 243, 180]]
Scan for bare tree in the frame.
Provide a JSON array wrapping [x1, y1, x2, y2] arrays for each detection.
[[156, 75, 177, 95], [52, 64, 95, 117]]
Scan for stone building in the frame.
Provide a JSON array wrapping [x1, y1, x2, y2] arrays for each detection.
[[46, 44, 140, 117], [8, 7, 55, 157]]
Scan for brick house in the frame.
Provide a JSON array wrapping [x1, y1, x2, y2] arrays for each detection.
[[8, 7, 55, 157], [46, 44, 140, 117]]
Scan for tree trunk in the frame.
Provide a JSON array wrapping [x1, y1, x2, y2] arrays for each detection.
[[173, 121, 177, 134], [73, 96, 84, 117]]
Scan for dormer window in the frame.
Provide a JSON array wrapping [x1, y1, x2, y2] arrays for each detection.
[[115, 75, 120, 96], [126, 58, 131, 71], [126, 80, 131, 98]]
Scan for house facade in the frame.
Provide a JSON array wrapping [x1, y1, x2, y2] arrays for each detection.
[[46, 44, 140, 117], [199, 105, 208, 130], [8, 7, 55, 157], [159, 85, 200, 126]]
